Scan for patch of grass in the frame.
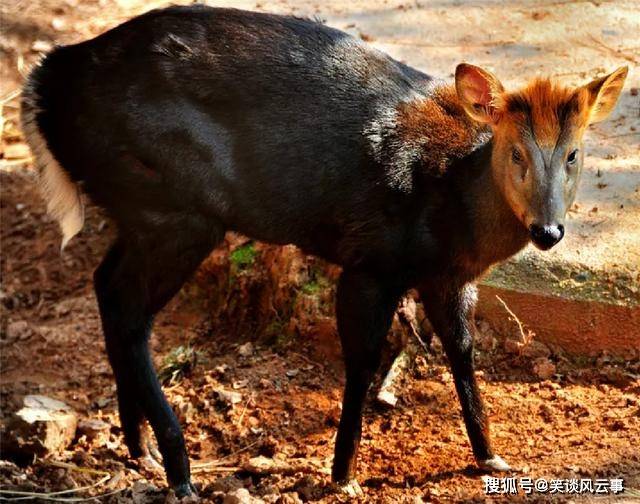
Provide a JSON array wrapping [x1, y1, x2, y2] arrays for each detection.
[[230, 242, 257, 269], [301, 271, 331, 295], [263, 320, 295, 350], [158, 345, 200, 385], [301, 280, 321, 295]]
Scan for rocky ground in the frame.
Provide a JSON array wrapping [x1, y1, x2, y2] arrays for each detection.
[[1, 0, 639, 502]]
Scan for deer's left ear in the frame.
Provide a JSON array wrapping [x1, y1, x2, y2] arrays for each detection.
[[455, 63, 505, 125], [581, 66, 628, 123]]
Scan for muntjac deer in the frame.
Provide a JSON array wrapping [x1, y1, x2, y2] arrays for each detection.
[[21, 5, 627, 496]]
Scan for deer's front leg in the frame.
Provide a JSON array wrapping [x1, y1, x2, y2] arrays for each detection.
[[421, 282, 510, 472], [332, 269, 403, 494]]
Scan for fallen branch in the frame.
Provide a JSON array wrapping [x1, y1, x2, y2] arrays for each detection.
[[584, 35, 639, 64], [495, 295, 533, 345], [0, 460, 123, 502], [191, 436, 263, 473], [235, 393, 255, 427], [243, 455, 330, 476]]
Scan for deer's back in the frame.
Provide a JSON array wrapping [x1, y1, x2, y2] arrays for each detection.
[[29, 5, 433, 264]]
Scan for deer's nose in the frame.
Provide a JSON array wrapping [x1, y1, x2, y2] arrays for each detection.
[[529, 223, 564, 250]]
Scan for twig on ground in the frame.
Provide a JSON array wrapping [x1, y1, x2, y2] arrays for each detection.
[[235, 393, 255, 427], [381, 38, 516, 48], [242, 455, 330, 476], [594, 131, 640, 140], [584, 35, 639, 64], [190, 466, 242, 474], [495, 295, 533, 345], [0, 460, 123, 502], [191, 436, 264, 473]]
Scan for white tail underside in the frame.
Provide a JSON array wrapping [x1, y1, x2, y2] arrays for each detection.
[[20, 82, 84, 250]]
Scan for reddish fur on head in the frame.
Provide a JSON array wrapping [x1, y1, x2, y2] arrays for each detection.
[[451, 63, 628, 243], [503, 78, 583, 146]]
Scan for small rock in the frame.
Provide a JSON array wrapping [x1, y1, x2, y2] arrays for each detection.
[[504, 338, 523, 355], [244, 456, 296, 475], [211, 475, 244, 493], [259, 378, 272, 389], [439, 370, 452, 382], [521, 340, 551, 359], [130, 481, 162, 504], [376, 390, 398, 407], [77, 419, 110, 441], [574, 272, 589, 282], [238, 342, 254, 357], [285, 369, 299, 378], [245, 455, 281, 474], [278, 492, 303, 504], [215, 364, 230, 376], [477, 319, 491, 333], [223, 488, 264, 504], [599, 366, 628, 387], [5, 321, 32, 341], [538, 403, 554, 422], [294, 475, 319, 501], [475, 328, 497, 351], [94, 396, 111, 409], [4, 395, 77, 460], [215, 388, 243, 406], [532, 358, 556, 380], [233, 379, 249, 389]]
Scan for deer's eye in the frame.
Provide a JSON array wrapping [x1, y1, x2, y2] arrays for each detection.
[[512, 148, 523, 164], [567, 149, 578, 165]]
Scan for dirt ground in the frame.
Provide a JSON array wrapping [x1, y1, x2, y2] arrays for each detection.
[[1, 0, 640, 502]]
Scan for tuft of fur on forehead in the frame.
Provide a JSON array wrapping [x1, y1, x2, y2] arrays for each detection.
[[503, 79, 585, 145]]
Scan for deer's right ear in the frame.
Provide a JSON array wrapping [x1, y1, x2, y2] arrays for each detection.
[[580, 66, 628, 124], [455, 63, 504, 125]]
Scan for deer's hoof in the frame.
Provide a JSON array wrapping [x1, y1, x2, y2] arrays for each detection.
[[173, 480, 198, 500], [334, 479, 364, 497], [478, 455, 512, 472]]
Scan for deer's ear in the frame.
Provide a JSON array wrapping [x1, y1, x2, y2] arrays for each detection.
[[581, 66, 628, 124], [455, 63, 504, 125]]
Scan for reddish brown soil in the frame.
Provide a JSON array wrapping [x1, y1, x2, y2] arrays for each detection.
[[1, 1, 640, 502]]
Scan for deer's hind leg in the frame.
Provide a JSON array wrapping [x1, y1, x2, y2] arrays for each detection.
[[94, 214, 224, 496]]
